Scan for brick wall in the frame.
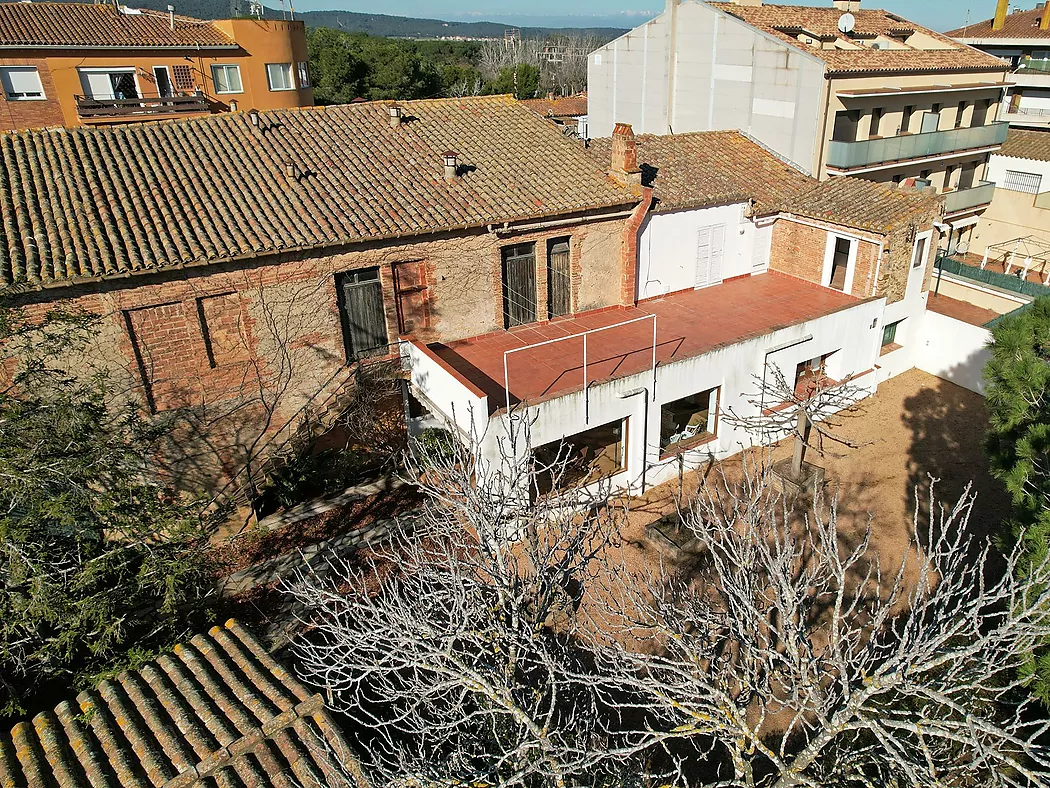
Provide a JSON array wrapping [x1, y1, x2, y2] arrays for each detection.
[[769, 218, 880, 298], [9, 215, 631, 490], [0, 59, 64, 131]]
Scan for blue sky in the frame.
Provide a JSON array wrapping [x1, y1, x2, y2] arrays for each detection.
[[290, 1, 1047, 33]]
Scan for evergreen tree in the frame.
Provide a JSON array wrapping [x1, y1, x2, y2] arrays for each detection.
[[984, 296, 1050, 700], [0, 304, 213, 716]]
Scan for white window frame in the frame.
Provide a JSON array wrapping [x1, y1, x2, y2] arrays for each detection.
[[911, 232, 932, 270], [821, 233, 859, 294], [0, 66, 45, 101], [77, 66, 140, 101], [211, 64, 243, 95], [266, 62, 295, 92], [296, 61, 311, 89]]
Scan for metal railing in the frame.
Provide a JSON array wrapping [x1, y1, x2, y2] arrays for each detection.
[[827, 122, 1009, 170], [944, 180, 996, 214], [75, 93, 212, 119], [502, 314, 658, 421]]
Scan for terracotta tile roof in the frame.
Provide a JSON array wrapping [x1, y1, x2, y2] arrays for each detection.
[[999, 127, 1050, 162], [709, 3, 1006, 75], [0, 620, 363, 788], [0, 96, 636, 288], [0, 2, 234, 48], [587, 130, 812, 214], [948, 7, 1050, 40], [522, 93, 588, 118], [777, 176, 943, 234]]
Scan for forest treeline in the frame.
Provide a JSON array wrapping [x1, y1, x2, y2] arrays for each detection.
[[306, 27, 598, 103]]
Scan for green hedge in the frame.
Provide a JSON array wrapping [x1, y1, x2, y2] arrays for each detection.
[[936, 255, 1050, 299], [984, 301, 1035, 329]]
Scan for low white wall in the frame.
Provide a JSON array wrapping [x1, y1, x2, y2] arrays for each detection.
[[478, 296, 885, 496], [401, 340, 489, 439], [916, 310, 992, 395]]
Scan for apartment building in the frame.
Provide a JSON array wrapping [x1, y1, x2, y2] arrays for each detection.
[[588, 1, 1007, 252], [949, 0, 1050, 130], [0, 2, 312, 131]]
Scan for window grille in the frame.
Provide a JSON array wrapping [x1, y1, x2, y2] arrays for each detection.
[[1003, 170, 1043, 194]]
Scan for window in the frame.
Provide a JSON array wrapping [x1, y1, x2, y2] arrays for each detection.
[[912, 235, 929, 270], [502, 243, 537, 328], [955, 100, 967, 129], [533, 419, 625, 496], [794, 353, 833, 399], [547, 238, 571, 318], [921, 108, 940, 133], [1003, 170, 1043, 194], [393, 261, 430, 334], [266, 62, 295, 91], [833, 109, 861, 142], [660, 388, 719, 454], [78, 68, 138, 100], [211, 64, 243, 94], [172, 64, 194, 91], [153, 66, 173, 98], [972, 98, 991, 127], [828, 237, 852, 291], [297, 61, 311, 89], [0, 66, 44, 100], [882, 320, 902, 349], [337, 268, 389, 359], [869, 107, 883, 138], [901, 105, 914, 133]]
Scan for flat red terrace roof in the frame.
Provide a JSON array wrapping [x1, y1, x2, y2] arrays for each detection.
[[429, 272, 863, 413]]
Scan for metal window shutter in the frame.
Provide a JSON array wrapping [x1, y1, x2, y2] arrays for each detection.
[[1003, 170, 1042, 194]]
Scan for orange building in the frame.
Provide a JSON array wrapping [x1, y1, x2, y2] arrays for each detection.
[[0, 2, 313, 131]]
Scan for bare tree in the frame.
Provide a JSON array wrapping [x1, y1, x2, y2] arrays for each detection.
[[597, 461, 1050, 787], [286, 417, 655, 788]]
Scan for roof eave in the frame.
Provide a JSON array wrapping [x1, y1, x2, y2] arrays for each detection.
[[0, 43, 238, 50]]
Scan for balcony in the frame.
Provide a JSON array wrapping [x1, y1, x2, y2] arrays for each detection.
[[826, 122, 1009, 172], [944, 181, 996, 215], [75, 94, 212, 122]]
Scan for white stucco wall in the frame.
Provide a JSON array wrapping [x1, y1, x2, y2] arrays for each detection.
[[637, 203, 762, 299], [987, 153, 1050, 194], [401, 340, 489, 440], [587, 0, 826, 174], [915, 310, 992, 395], [471, 293, 885, 496]]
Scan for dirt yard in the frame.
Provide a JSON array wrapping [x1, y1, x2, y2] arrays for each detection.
[[620, 368, 1012, 573]]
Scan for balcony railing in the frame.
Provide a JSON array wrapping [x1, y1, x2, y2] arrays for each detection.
[[1018, 57, 1050, 73], [944, 180, 996, 214], [826, 122, 1009, 171], [75, 94, 212, 120]]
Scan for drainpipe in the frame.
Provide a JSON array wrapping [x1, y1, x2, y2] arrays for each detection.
[[620, 387, 649, 494]]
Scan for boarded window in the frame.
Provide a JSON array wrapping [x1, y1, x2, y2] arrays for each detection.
[[197, 292, 248, 368], [1003, 170, 1042, 194], [172, 64, 194, 91], [533, 419, 625, 497], [125, 302, 197, 413], [695, 225, 725, 289], [502, 243, 537, 328], [547, 238, 571, 318], [393, 261, 430, 335], [338, 268, 389, 359]]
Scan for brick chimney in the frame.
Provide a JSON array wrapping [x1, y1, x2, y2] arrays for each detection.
[[993, 0, 1009, 31], [1041, 0, 1050, 30], [832, 0, 860, 11], [610, 123, 642, 186]]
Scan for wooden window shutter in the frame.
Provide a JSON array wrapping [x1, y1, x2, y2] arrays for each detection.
[[547, 239, 571, 318], [393, 261, 430, 335]]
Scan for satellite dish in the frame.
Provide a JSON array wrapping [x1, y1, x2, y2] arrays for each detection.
[[838, 12, 856, 34], [871, 42, 882, 50]]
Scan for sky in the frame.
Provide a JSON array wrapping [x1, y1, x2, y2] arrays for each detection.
[[288, 0, 1048, 33]]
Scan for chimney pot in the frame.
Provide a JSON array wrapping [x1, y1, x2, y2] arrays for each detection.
[[248, 108, 260, 127], [443, 151, 459, 181], [993, 0, 1009, 30], [389, 105, 403, 128], [832, 0, 859, 11], [610, 123, 642, 186]]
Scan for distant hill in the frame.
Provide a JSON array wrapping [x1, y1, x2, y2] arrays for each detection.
[[23, 0, 627, 39]]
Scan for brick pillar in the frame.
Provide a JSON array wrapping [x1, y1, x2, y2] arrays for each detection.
[[620, 187, 654, 306]]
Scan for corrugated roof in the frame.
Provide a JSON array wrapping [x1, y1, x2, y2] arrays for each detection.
[[586, 130, 939, 234], [0, 620, 363, 788], [0, 96, 636, 288], [0, 2, 234, 48], [999, 126, 1050, 162], [709, 2, 1006, 75], [948, 7, 1050, 40]]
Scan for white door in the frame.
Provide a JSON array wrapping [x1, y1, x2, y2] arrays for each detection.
[[752, 224, 772, 274], [696, 224, 726, 289], [80, 71, 114, 99]]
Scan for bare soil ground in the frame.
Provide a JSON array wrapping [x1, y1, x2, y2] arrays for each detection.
[[617, 368, 1011, 580]]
